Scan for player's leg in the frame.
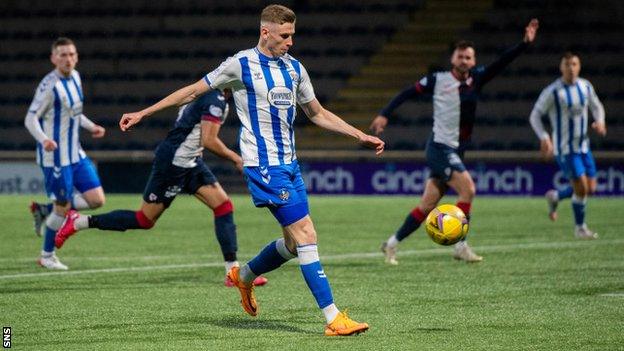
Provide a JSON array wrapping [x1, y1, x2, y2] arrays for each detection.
[[382, 178, 445, 265], [38, 166, 73, 269], [446, 170, 482, 262], [545, 156, 573, 221], [194, 181, 268, 287], [55, 162, 177, 248], [570, 152, 598, 239], [72, 157, 106, 209]]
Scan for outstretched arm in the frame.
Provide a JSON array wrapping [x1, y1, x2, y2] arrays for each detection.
[[301, 98, 385, 155], [480, 18, 539, 85], [370, 81, 429, 134], [119, 79, 211, 131]]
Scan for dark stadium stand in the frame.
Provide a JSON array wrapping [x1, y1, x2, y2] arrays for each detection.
[[1, 0, 622, 152]]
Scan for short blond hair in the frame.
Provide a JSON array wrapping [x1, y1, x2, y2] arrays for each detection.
[[261, 4, 296, 25]]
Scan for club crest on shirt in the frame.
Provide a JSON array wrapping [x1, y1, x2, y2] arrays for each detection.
[[267, 86, 294, 110], [279, 188, 290, 201]]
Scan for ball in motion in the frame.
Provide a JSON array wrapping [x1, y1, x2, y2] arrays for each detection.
[[425, 204, 469, 245]]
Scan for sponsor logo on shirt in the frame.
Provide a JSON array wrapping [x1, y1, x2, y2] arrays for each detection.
[[267, 86, 294, 110]]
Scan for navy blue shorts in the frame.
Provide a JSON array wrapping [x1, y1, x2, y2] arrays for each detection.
[[556, 151, 597, 180], [243, 160, 309, 227], [425, 136, 467, 182], [142, 158, 217, 208], [42, 157, 101, 202]]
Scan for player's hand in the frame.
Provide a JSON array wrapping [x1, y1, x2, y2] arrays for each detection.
[[523, 18, 539, 43], [369, 115, 388, 135], [591, 121, 607, 136], [91, 125, 106, 138], [539, 138, 553, 160], [119, 112, 145, 131], [233, 156, 244, 173], [359, 134, 385, 155], [43, 139, 57, 151]]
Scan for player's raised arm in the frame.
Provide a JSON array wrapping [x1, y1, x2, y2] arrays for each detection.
[[480, 18, 539, 85], [119, 79, 211, 131], [301, 98, 385, 155]]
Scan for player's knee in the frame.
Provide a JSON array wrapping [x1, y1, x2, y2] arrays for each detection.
[[135, 210, 155, 229], [89, 196, 106, 209], [213, 199, 234, 217]]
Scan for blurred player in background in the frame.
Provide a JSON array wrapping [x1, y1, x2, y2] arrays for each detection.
[[529, 52, 606, 239], [370, 19, 539, 264], [24, 37, 106, 270], [115, 4, 384, 337], [55, 89, 268, 286]]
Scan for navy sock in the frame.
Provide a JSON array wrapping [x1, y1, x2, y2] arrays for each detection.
[[215, 212, 238, 261], [89, 210, 147, 231], [396, 208, 426, 241], [247, 240, 289, 275], [571, 197, 586, 226]]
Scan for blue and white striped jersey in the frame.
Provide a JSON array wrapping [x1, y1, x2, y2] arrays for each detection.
[[204, 48, 315, 167], [530, 78, 605, 156], [26, 70, 86, 167]]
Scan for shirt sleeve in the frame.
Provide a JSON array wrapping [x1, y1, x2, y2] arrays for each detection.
[[529, 87, 554, 140], [379, 74, 432, 118], [586, 82, 605, 123], [201, 103, 226, 124], [204, 56, 241, 90], [24, 82, 54, 143], [79, 114, 97, 132], [296, 64, 316, 105]]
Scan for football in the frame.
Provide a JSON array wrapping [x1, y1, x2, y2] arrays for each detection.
[[424, 204, 469, 245]]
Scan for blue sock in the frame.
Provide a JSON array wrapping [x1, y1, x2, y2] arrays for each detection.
[[571, 195, 586, 226], [247, 240, 290, 275], [297, 244, 334, 309], [215, 213, 238, 261], [558, 186, 573, 200], [43, 227, 56, 252], [90, 210, 151, 231], [42, 212, 64, 253]]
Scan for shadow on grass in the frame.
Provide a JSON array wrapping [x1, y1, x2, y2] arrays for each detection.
[[197, 315, 315, 334]]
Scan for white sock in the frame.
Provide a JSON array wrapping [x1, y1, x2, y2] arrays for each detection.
[[239, 264, 257, 285], [225, 261, 239, 274], [46, 212, 65, 230], [41, 250, 53, 258], [75, 214, 89, 230], [72, 194, 90, 210], [322, 303, 340, 324], [386, 235, 399, 248], [455, 240, 467, 249]]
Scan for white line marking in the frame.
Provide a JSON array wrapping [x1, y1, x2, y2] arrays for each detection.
[[598, 293, 624, 297], [1, 239, 622, 281]]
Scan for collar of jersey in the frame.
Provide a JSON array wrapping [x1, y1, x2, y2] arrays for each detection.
[[254, 47, 282, 61]]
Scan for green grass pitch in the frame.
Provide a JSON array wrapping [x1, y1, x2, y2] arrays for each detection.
[[1, 194, 623, 350]]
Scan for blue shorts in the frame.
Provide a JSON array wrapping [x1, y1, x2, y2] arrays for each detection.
[[556, 151, 597, 180], [142, 158, 217, 208], [42, 157, 101, 202], [425, 136, 467, 182], [244, 160, 309, 227]]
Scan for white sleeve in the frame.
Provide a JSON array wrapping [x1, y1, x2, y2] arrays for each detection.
[[529, 88, 553, 140], [80, 114, 97, 132], [24, 84, 53, 143], [204, 56, 240, 90], [296, 64, 315, 105], [586, 82, 605, 123]]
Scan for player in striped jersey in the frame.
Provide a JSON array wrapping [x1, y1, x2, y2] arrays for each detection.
[[529, 52, 606, 239], [24, 38, 106, 270], [371, 19, 539, 264], [117, 4, 383, 337], [55, 89, 267, 287]]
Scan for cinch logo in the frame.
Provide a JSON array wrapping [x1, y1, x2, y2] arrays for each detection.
[[469, 167, 533, 193], [554, 167, 624, 194], [267, 86, 294, 110], [304, 167, 354, 192], [371, 169, 430, 192]]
